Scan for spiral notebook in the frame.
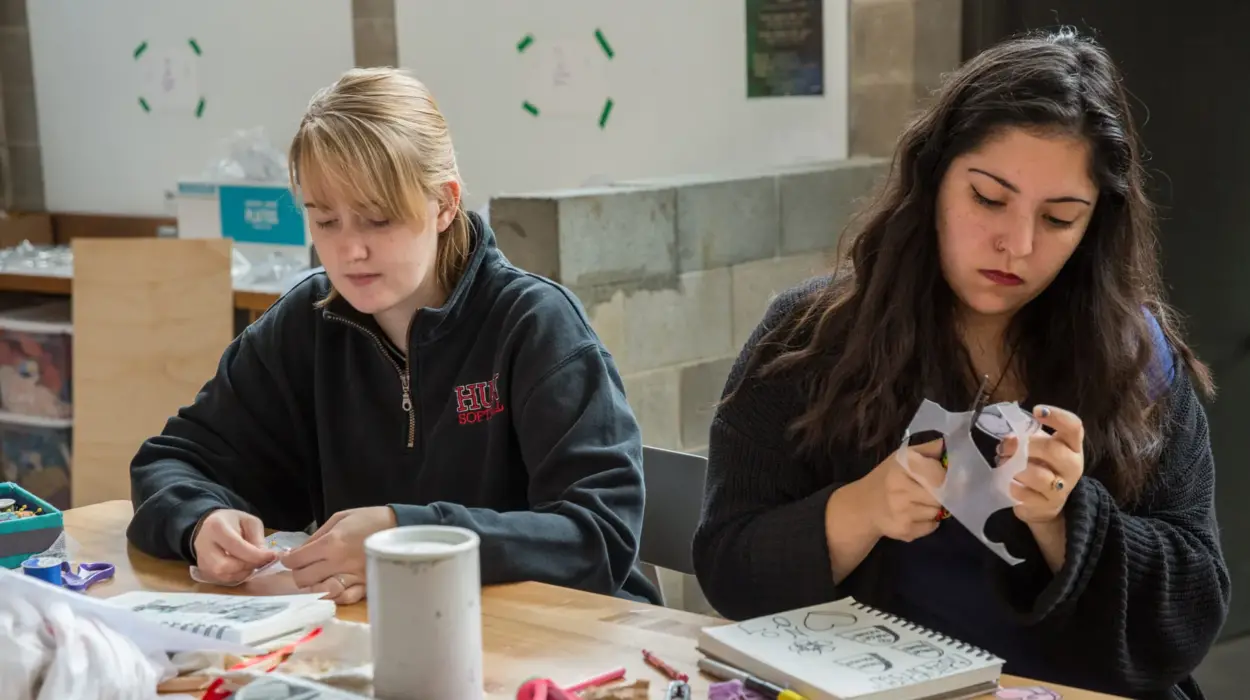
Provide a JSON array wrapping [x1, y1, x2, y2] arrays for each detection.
[[106, 591, 335, 647], [698, 597, 1003, 700]]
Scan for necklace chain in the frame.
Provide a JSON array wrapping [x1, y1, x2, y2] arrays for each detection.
[[970, 343, 1019, 414]]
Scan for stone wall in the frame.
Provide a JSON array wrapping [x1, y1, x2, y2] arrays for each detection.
[[490, 159, 887, 458], [0, 0, 40, 211], [848, 0, 963, 157]]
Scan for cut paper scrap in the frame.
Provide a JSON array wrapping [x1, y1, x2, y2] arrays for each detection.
[[190, 531, 311, 587], [995, 686, 1061, 700], [896, 399, 1041, 565]]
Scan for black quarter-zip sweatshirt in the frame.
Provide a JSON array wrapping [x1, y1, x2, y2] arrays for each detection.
[[127, 213, 661, 604]]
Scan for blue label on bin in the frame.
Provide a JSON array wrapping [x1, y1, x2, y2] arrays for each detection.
[[218, 184, 307, 247]]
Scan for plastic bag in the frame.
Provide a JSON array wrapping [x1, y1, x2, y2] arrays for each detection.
[[0, 587, 170, 699], [896, 399, 1041, 565], [201, 127, 288, 183]]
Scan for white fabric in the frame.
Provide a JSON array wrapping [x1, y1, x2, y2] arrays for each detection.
[[0, 591, 170, 699]]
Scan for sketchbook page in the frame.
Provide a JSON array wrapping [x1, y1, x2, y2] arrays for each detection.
[[698, 598, 1003, 700], [105, 591, 335, 646], [0, 567, 254, 656]]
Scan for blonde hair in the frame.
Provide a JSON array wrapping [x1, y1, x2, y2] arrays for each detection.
[[289, 67, 472, 305]]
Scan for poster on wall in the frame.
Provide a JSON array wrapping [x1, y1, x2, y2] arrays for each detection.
[[746, 0, 824, 98]]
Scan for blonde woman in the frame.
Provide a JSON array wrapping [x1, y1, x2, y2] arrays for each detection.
[[127, 68, 660, 605]]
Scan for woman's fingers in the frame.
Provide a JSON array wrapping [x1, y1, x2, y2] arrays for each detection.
[[909, 504, 943, 522], [1013, 464, 1060, 497], [1033, 404, 1085, 454], [905, 453, 948, 493]]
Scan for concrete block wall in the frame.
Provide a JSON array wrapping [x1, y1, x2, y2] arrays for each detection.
[[848, 0, 963, 157], [490, 159, 887, 457], [0, 0, 41, 211]]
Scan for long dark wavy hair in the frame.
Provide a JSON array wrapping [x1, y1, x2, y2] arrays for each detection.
[[737, 28, 1213, 505]]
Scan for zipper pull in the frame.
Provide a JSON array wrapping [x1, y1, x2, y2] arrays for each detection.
[[400, 373, 413, 412]]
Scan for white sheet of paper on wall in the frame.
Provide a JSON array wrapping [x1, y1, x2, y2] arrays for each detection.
[[895, 400, 1041, 565]]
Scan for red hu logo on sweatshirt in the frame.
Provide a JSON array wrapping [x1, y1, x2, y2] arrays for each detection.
[[453, 374, 505, 425]]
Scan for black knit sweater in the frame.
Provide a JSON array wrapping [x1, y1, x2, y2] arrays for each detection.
[[693, 278, 1230, 700]]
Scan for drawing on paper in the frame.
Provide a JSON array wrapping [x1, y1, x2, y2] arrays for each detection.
[[893, 639, 945, 659], [134, 38, 205, 117], [788, 639, 836, 655], [836, 625, 901, 646], [870, 653, 973, 690], [738, 615, 809, 640], [802, 610, 858, 631], [516, 29, 615, 127], [835, 652, 893, 674]]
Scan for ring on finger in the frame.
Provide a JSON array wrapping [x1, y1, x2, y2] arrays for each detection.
[[334, 574, 348, 590], [1051, 476, 1066, 492]]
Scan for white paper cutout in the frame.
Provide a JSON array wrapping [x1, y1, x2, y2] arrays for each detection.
[[895, 400, 1041, 565], [189, 531, 311, 586]]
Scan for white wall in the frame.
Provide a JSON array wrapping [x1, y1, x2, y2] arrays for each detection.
[[396, 0, 849, 212], [28, 0, 354, 216]]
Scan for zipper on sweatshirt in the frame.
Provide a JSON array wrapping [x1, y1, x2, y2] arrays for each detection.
[[325, 311, 416, 448]]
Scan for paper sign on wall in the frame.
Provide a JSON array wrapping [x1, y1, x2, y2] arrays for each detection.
[[746, 0, 825, 98]]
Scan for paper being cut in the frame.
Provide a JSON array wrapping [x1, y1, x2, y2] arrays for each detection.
[[896, 399, 1041, 565], [190, 531, 311, 586]]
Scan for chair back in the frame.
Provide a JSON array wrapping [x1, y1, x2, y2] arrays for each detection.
[[640, 445, 708, 576]]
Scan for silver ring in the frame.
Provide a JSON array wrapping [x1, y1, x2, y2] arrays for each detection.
[[335, 574, 347, 589]]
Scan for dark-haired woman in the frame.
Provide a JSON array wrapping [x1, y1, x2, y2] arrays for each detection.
[[693, 29, 1228, 700]]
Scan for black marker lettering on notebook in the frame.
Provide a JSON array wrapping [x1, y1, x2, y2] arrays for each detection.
[[131, 597, 289, 625], [894, 639, 944, 659], [836, 625, 901, 646], [739, 615, 808, 640], [869, 653, 972, 690], [789, 639, 836, 655], [802, 611, 858, 632], [835, 652, 893, 674]]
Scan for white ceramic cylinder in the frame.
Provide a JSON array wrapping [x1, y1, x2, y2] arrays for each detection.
[[365, 525, 483, 700]]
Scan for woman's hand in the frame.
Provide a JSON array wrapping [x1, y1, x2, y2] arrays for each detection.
[[860, 438, 948, 542], [280, 506, 398, 604], [191, 509, 277, 585], [1000, 405, 1086, 524], [999, 404, 1086, 572]]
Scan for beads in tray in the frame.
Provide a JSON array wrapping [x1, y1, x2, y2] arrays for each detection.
[[0, 496, 43, 523]]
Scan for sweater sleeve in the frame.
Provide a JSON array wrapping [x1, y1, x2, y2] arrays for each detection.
[[694, 414, 843, 620], [693, 281, 848, 620], [996, 366, 1230, 694], [126, 309, 317, 562], [389, 345, 648, 598]]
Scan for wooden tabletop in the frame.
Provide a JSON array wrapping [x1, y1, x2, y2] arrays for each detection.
[[0, 270, 279, 312], [62, 501, 1120, 699]]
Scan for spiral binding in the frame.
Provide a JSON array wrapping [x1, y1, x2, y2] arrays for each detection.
[[847, 600, 1001, 662]]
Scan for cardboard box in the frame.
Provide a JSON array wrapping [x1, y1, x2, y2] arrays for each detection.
[[0, 212, 55, 249], [0, 481, 64, 569]]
